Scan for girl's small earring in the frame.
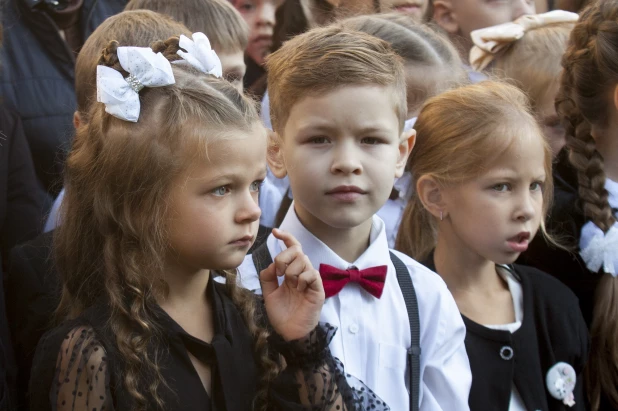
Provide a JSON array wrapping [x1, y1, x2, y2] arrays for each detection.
[[440, 211, 444, 221]]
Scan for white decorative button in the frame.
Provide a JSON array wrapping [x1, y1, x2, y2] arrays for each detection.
[[546, 362, 576, 407], [349, 324, 359, 334], [500, 346, 514, 360]]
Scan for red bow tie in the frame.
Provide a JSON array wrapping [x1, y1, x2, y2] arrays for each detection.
[[318, 264, 387, 298]]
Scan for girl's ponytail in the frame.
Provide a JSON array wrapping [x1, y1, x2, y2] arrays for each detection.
[[395, 193, 436, 262]]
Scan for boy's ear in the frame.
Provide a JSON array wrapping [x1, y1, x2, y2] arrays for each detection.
[[395, 128, 416, 178], [432, 0, 459, 35], [416, 175, 448, 220], [267, 130, 288, 179], [73, 111, 81, 130]]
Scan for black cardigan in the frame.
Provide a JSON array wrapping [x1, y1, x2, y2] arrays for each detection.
[[424, 258, 589, 411]]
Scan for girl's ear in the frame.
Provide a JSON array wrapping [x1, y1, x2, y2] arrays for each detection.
[[267, 131, 288, 179], [432, 0, 459, 35], [395, 129, 416, 178], [416, 175, 448, 220]]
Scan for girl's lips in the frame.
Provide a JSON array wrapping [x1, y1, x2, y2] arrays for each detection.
[[507, 232, 531, 252], [393, 4, 421, 12], [507, 239, 529, 253]]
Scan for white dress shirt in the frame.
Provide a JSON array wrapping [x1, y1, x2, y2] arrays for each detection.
[[238, 208, 472, 411]]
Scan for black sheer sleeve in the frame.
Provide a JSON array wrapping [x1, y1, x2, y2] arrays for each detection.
[[268, 323, 390, 410], [30, 326, 114, 411]]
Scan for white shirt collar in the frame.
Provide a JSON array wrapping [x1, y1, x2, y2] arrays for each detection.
[[278, 203, 392, 270]]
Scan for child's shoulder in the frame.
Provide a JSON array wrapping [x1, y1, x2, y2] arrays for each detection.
[[388, 249, 451, 294], [513, 264, 580, 310]]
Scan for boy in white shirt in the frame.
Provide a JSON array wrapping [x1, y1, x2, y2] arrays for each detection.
[[238, 25, 472, 410]]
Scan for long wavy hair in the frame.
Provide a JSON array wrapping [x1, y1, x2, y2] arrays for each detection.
[[55, 37, 279, 410], [556, 1, 618, 408]]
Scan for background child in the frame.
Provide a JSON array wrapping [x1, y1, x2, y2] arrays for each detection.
[[396, 81, 589, 410], [430, 0, 535, 71], [240, 25, 472, 411], [469, 10, 577, 157], [125, 0, 249, 92], [29, 36, 383, 411], [524, 1, 618, 409]]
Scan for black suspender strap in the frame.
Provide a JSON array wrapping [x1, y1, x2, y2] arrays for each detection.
[[390, 251, 421, 411], [251, 242, 274, 294], [251, 243, 420, 410]]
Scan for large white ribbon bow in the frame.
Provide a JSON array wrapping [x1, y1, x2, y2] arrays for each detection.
[[580, 222, 618, 276], [173, 32, 222, 78], [469, 10, 579, 71], [96, 47, 175, 122]]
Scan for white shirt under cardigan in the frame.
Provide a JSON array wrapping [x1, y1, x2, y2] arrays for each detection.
[[238, 208, 472, 411]]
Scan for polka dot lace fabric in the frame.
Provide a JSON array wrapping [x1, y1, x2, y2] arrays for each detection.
[[51, 327, 113, 411], [269, 323, 391, 410]]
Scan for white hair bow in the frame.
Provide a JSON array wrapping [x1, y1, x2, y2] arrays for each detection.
[[96, 47, 175, 122], [469, 10, 579, 71], [580, 222, 618, 276], [173, 32, 223, 78]]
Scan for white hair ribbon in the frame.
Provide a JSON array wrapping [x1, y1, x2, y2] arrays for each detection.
[[96, 46, 175, 122], [173, 32, 223, 78], [469, 10, 579, 71], [580, 222, 618, 276]]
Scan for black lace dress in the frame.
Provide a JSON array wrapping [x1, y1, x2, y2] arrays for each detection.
[[29, 274, 389, 411]]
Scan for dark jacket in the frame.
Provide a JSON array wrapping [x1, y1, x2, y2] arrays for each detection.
[[425, 257, 589, 411], [0, 0, 126, 196], [6, 231, 58, 410], [0, 106, 45, 411]]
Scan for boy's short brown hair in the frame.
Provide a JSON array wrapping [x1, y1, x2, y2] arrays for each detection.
[[76, 10, 191, 117], [124, 0, 249, 53], [266, 25, 407, 134]]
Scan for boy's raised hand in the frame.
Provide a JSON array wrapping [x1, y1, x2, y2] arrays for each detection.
[[260, 228, 325, 341]]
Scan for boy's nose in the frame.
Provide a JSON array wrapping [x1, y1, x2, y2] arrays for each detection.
[[331, 148, 362, 175]]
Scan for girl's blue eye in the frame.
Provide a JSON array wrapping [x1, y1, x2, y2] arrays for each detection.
[[250, 180, 263, 192], [212, 186, 229, 196], [530, 182, 543, 192], [492, 183, 510, 192]]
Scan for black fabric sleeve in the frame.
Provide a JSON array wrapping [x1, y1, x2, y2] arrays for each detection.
[[268, 323, 390, 410]]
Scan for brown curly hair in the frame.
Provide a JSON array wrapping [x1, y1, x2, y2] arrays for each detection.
[[556, 1, 618, 408], [55, 37, 279, 410]]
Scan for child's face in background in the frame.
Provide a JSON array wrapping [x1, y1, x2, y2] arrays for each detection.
[[165, 124, 267, 273], [536, 82, 566, 158], [380, 0, 428, 21], [434, 0, 535, 54], [232, 0, 284, 66], [218, 49, 247, 94], [272, 85, 412, 233], [439, 130, 546, 265]]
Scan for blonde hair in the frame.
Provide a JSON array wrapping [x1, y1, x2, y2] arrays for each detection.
[[395, 81, 554, 261], [75, 10, 191, 118], [340, 13, 465, 116], [125, 0, 249, 53], [491, 22, 575, 111], [557, 0, 618, 408], [266, 24, 407, 134], [57, 38, 276, 410]]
